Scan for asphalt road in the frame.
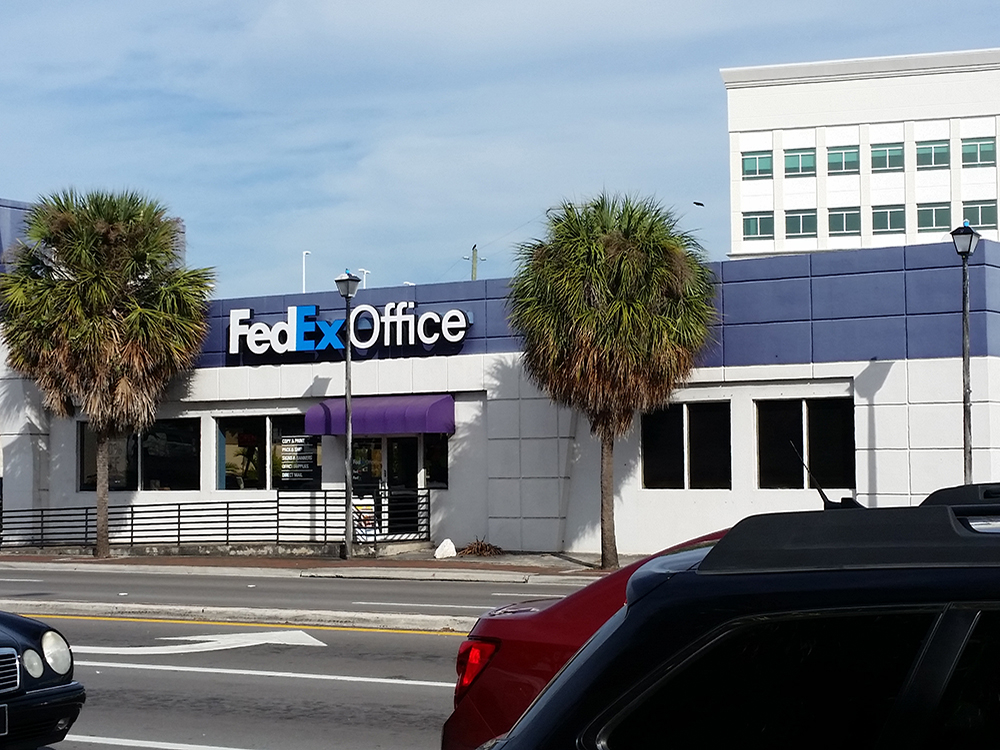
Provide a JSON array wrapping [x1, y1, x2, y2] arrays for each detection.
[[0, 566, 586, 624], [44, 613, 463, 750]]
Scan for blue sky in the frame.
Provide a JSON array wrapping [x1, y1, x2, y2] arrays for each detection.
[[1, 1, 998, 298]]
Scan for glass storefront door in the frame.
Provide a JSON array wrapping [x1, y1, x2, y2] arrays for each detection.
[[351, 436, 419, 537]]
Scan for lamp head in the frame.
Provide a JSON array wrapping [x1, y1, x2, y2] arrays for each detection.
[[951, 221, 981, 258], [335, 270, 362, 300]]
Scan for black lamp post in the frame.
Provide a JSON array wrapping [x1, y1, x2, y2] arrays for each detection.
[[950, 222, 981, 484], [335, 270, 361, 557]]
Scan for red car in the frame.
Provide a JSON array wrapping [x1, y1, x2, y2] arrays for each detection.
[[442, 531, 726, 750]]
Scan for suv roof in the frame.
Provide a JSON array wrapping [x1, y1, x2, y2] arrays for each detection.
[[699, 505, 1000, 575]]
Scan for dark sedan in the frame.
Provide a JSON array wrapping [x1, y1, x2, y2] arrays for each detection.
[[0, 611, 85, 749]]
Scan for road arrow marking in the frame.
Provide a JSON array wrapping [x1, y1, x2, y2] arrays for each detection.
[[73, 629, 326, 656]]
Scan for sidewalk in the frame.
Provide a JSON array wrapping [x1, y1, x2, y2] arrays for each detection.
[[0, 548, 642, 633]]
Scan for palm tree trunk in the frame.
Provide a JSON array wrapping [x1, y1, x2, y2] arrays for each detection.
[[95, 435, 110, 558], [600, 436, 619, 569]]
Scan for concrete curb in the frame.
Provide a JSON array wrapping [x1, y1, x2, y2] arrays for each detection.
[[0, 600, 478, 634], [0, 560, 601, 585]]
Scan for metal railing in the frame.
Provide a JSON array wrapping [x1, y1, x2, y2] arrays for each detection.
[[0, 488, 431, 549]]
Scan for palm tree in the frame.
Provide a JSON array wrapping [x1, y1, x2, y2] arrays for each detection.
[[0, 189, 215, 557], [508, 194, 716, 568]]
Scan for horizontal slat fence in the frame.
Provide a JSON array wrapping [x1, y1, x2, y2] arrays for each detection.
[[0, 489, 430, 549]]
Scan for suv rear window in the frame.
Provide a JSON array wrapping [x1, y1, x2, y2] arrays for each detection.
[[605, 611, 935, 747]]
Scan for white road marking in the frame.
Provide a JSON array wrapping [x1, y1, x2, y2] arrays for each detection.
[[0, 578, 43, 582], [352, 600, 492, 610], [75, 660, 453, 688], [73, 630, 326, 656], [66, 735, 257, 749]]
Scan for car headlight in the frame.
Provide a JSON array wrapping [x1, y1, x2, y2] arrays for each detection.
[[41, 631, 72, 675], [22, 649, 44, 678]]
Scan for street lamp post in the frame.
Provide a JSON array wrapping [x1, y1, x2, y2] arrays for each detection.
[[335, 270, 362, 557], [302, 251, 311, 293], [951, 221, 981, 485], [356, 268, 370, 289]]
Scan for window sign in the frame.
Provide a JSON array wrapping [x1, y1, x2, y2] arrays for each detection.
[[279, 436, 318, 482], [228, 302, 471, 357]]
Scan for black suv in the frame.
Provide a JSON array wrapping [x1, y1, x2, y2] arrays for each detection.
[[487, 487, 1000, 749]]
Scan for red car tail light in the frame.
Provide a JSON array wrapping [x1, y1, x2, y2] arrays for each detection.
[[454, 638, 499, 707]]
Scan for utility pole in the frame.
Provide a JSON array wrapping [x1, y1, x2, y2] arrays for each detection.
[[464, 244, 484, 281]]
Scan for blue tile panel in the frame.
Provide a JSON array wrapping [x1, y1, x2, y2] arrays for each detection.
[[202, 240, 1000, 369]]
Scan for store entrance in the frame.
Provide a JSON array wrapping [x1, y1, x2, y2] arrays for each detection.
[[351, 436, 420, 536]]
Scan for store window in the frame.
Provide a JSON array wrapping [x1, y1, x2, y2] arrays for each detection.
[[784, 149, 816, 177], [828, 146, 860, 174], [916, 140, 949, 170], [79, 419, 198, 491], [641, 402, 731, 490], [918, 203, 951, 233], [872, 143, 904, 172], [743, 212, 774, 240], [786, 210, 818, 238], [742, 151, 773, 180], [757, 398, 855, 489], [142, 419, 200, 490], [79, 425, 138, 491], [218, 417, 266, 490], [424, 434, 449, 489], [271, 415, 321, 490], [962, 137, 996, 167], [872, 205, 905, 234]]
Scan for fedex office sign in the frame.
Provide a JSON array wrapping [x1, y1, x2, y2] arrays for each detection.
[[228, 303, 470, 356]]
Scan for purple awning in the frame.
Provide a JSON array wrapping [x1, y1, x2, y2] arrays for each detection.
[[304, 394, 455, 436]]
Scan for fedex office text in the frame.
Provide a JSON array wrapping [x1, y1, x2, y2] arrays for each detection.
[[228, 303, 470, 356]]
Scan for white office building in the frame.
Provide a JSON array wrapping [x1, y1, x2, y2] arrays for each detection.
[[724, 48, 1000, 257]]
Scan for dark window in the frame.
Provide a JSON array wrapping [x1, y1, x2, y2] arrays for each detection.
[[931, 610, 1000, 745], [688, 403, 731, 489], [757, 400, 803, 488], [424, 433, 449, 489], [218, 417, 266, 489], [641, 406, 683, 489], [808, 399, 856, 489], [78, 424, 138, 491], [607, 612, 935, 748], [642, 403, 731, 490], [271, 415, 321, 490], [141, 419, 200, 491], [758, 398, 855, 489]]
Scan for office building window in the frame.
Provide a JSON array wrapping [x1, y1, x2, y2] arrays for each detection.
[[964, 200, 999, 230], [784, 149, 816, 177], [872, 205, 905, 234], [829, 207, 861, 236], [757, 398, 855, 490], [642, 402, 731, 490], [743, 212, 774, 240], [962, 137, 996, 167], [872, 143, 904, 172], [786, 210, 818, 238], [828, 146, 860, 174], [917, 203, 951, 233], [916, 140, 949, 170], [742, 151, 773, 180]]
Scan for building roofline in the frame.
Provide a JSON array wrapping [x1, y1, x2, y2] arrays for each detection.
[[721, 48, 1000, 89]]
